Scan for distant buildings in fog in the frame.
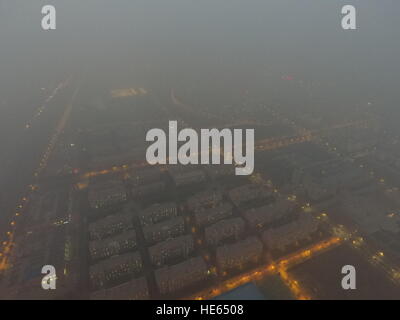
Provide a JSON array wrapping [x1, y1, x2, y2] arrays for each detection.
[[205, 217, 245, 246], [194, 203, 233, 227], [80, 154, 335, 299], [186, 189, 223, 212], [149, 234, 194, 267], [292, 159, 373, 201], [139, 202, 177, 226], [89, 230, 137, 261], [155, 256, 208, 295], [228, 184, 271, 207], [216, 237, 263, 272], [89, 211, 134, 240], [262, 213, 319, 252], [91, 276, 149, 300], [89, 251, 143, 289], [243, 199, 294, 229], [88, 180, 127, 209], [142, 216, 186, 244], [168, 166, 206, 187]]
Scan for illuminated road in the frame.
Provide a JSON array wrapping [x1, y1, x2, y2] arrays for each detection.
[[34, 84, 81, 177], [263, 104, 400, 286], [0, 80, 80, 273], [76, 120, 364, 183], [24, 78, 70, 131], [74, 88, 371, 183], [185, 236, 341, 300], [23, 86, 395, 298]]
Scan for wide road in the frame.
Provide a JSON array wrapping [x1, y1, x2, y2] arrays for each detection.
[[0, 76, 81, 272], [185, 236, 342, 300]]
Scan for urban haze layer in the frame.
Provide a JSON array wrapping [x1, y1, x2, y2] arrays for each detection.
[[0, 0, 400, 300]]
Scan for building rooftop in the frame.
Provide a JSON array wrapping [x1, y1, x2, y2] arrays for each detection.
[[88, 180, 127, 209], [186, 190, 223, 211], [228, 184, 272, 207], [89, 230, 137, 260], [243, 199, 294, 228], [216, 236, 263, 271], [205, 217, 245, 246], [194, 203, 233, 227], [149, 234, 194, 267], [142, 216, 186, 244], [262, 213, 319, 250], [155, 256, 208, 295], [90, 277, 149, 300], [89, 212, 134, 240], [139, 202, 177, 226]]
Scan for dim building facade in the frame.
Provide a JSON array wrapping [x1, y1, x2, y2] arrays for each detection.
[[139, 202, 178, 226], [89, 251, 143, 289], [89, 230, 137, 261], [262, 214, 319, 251], [149, 234, 194, 267], [155, 257, 208, 295], [90, 277, 149, 300], [243, 199, 294, 229], [88, 180, 127, 209], [204, 217, 245, 246], [186, 190, 223, 211], [89, 212, 134, 240], [216, 237, 263, 272], [194, 203, 233, 227], [228, 184, 271, 207], [142, 216, 186, 244]]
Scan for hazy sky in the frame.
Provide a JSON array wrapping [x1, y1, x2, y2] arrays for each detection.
[[0, 0, 399, 195], [0, 0, 398, 124], [1, 1, 399, 83]]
